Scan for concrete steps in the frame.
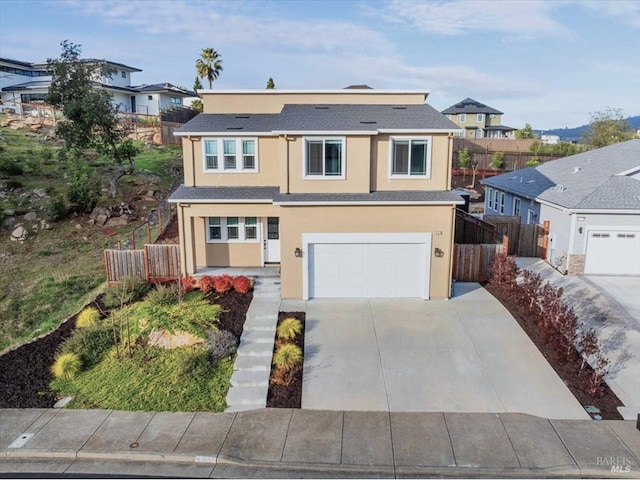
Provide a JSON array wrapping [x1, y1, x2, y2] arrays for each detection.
[[225, 276, 280, 412]]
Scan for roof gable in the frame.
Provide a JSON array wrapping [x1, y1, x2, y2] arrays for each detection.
[[441, 97, 503, 115]]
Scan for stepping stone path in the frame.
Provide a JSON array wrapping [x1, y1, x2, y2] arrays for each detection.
[[225, 275, 281, 412]]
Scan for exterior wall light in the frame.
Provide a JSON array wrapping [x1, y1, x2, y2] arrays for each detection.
[[294, 248, 303, 258], [434, 248, 445, 258]]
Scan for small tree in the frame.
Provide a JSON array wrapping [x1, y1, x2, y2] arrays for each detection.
[[491, 151, 505, 169], [515, 123, 535, 139], [190, 99, 203, 112], [266, 77, 275, 89], [458, 147, 471, 174], [581, 107, 634, 148], [193, 75, 202, 92]]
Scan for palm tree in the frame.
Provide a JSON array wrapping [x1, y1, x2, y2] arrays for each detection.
[[195, 48, 223, 89]]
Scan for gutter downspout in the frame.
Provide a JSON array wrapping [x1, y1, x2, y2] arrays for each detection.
[[189, 136, 196, 186], [178, 204, 188, 276], [446, 133, 453, 190], [284, 135, 294, 194]]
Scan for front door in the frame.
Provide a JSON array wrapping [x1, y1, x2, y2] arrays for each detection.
[[130, 96, 136, 113], [264, 217, 280, 263]]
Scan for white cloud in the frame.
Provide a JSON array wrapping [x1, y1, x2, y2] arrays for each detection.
[[580, 0, 640, 28], [377, 0, 568, 39]]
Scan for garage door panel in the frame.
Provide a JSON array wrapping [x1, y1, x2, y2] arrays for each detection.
[[584, 230, 640, 275], [309, 241, 427, 298]]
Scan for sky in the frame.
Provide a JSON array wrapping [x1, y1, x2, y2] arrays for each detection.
[[1, 0, 639, 130]]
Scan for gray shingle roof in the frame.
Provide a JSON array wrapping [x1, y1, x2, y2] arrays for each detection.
[[276, 104, 459, 131], [274, 190, 464, 204], [169, 186, 279, 202], [481, 139, 640, 210], [176, 104, 459, 134], [441, 98, 503, 115], [177, 114, 281, 133]]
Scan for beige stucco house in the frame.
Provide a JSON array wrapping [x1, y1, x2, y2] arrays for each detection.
[[168, 89, 464, 300], [441, 97, 515, 139]]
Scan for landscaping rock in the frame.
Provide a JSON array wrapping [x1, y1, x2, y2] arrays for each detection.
[[148, 328, 204, 349], [39, 220, 52, 230], [2, 217, 16, 229], [23, 211, 38, 222], [105, 214, 129, 227], [54, 396, 74, 408], [3, 209, 15, 217], [11, 226, 28, 242], [32, 188, 48, 198]]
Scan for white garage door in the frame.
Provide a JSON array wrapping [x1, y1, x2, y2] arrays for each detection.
[[306, 234, 430, 299], [584, 230, 640, 275]]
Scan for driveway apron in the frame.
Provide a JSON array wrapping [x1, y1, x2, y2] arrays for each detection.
[[302, 283, 588, 419]]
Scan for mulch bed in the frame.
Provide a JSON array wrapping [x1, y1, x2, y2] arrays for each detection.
[[0, 288, 253, 409], [0, 295, 105, 408], [485, 283, 624, 420], [266, 311, 305, 409]]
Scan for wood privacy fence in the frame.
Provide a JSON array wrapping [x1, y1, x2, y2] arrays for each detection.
[[455, 210, 502, 244], [484, 216, 550, 257], [104, 244, 180, 285], [453, 243, 506, 282]]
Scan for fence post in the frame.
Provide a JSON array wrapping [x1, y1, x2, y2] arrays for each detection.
[[539, 220, 550, 259], [143, 245, 151, 283], [131, 231, 136, 250], [158, 207, 163, 235], [502, 235, 509, 256], [117, 241, 122, 250], [146, 221, 152, 244], [103, 250, 110, 285]]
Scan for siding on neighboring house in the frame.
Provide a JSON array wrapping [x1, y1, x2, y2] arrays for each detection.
[[484, 187, 540, 223], [539, 204, 572, 268]]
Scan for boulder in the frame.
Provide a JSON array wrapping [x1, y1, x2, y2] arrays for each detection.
[[148, 328, 204, 349], [11, 226, 28, 242], [90, 206, 110, 221], [23, 211, 37, 222], [95, 214, 108, 226], [105, 214, 129, 227], [32, 188, 48, 198]]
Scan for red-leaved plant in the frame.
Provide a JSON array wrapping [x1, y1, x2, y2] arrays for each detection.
[[213, 274, 233, 293], [199, 275, 216, 294], [232, 275, 252, 294], [489, 252, 519, 290], [181, 276, 197, 293]]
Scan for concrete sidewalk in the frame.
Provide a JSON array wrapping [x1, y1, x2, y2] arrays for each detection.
[[1, 408, 639, 478]]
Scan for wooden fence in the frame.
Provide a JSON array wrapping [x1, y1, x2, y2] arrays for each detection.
[[104, 244, 180, 285], [484, 216, 549, 257], [453, 243, 506, 282], [455, 210, 502, 244]]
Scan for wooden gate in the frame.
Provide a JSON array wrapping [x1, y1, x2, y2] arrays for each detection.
[[104, 244, 180, 285], [452, 243, 506, 282]]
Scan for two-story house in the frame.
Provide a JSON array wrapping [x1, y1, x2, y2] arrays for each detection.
[[168, 89, 464, 300], [441, 97, 515, 139], [0, 57, 195, 116]]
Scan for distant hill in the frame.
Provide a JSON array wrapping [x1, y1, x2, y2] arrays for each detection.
[[535, 116, 640, 142]]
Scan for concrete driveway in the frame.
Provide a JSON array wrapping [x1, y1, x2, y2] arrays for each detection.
[[302, 283, 589, 419]]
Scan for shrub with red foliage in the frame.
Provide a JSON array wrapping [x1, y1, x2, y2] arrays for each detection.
[[489, 252, 518, 289], [199, 275, 216, 294], [213, 274, 233, 293], [232, 275, 252, 294], [181, 276, 197, 293]]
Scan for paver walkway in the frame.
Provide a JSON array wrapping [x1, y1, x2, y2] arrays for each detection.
[[303, 283, 588, 419], [1, 408, 638, 478], [516, 259, 640, 420]]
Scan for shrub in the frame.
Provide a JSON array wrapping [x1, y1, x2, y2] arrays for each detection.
[[103, 276, 150, 308], [199, 275, 216, 294], [458, 148, 471, 169], [60, 323, 117, 368], [213, 274, 233, 293], [276, 318, 302, 340], [181, 276, 197, 294], [40, 147, 54, 161], [491, 151, 505, 169], [207, 329, 238, 361], [76, 307, 100, 329], [0, 158, 24, 176], [46, 194, 67, 222], [145, 284, 177, 306], [51, 352, 82, 380], [489, 252, 519, 288], [232, 275, 252, 294], [525, 157, 540, 167], [272, 343, 303, 370], [66, 172, 101, 213], [6, 179, 23, 190]]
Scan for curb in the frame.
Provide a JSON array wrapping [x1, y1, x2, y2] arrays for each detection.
[[3, 449, 637, 479]]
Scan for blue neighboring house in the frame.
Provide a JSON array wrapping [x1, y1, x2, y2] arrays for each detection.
[[481, 139, 640, 275]]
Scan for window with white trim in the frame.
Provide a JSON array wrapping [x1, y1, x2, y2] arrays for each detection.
[[170, 96, 182, 105], [477, 113, 484, 122], [203, 138, 258, 173], [207, 217, 260, 242], [488, 188, 494, 209], [390, 137, 431, 177], [493, 190, 499, 211], [499, 192, 505, 214], [303, 138, 344, 178], [459, 113, 466, 123], [513, 197, 521, 216]]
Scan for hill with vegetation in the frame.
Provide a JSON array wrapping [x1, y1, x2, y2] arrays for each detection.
[[536, 115, 640, 142]]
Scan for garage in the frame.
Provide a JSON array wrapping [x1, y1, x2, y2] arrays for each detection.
[[584, 229, 640, 275], [303, 233, 431, 299]]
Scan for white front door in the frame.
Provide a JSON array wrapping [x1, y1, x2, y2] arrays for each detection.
[[264, 217, 280, 263]]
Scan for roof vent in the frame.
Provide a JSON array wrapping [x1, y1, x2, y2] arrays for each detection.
[[555, 184, 566, 192], [572, 166, 581, 173], [226, 126, 243, 130], [235, 115, 250, 119], [314, 106, 330, 110], [360, 121, 377, 124], [634, 195, 640, 201], [527, 180, 535, 184], [392, 106, 407, 110]]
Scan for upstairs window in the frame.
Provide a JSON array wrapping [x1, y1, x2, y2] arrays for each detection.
[[303, 138, 345, 178], [389, 137, 431, 178], [121, 71, 127, 78], [459, 113, 466, 123], [477, 113, 484, 122], [203, 138, 258, 173], [170, 97, 182, 105]]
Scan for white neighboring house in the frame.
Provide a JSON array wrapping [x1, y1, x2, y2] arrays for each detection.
[[482, 139, 640, 276], [0, 57, 196, 116], [541, 134, 560, 145]]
